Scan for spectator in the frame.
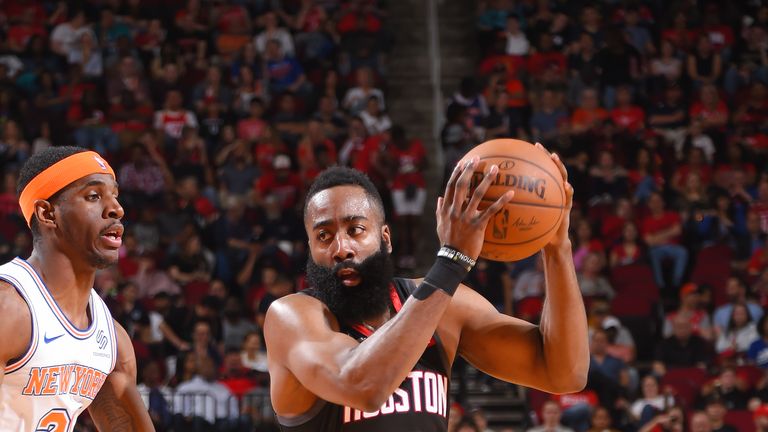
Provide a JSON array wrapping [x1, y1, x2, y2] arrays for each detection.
[[688, 35, 723, 89], [638, 405, 685, 432], [700, 368, 750, 410], [690, 411, 713, 432], [527, 400, 575, 432], [577, 252, 615, 299], [650, 86, 688, 149], [192, 65, 233, 115], [388, 125, 427, 268], [254, 11, 295, 57], [610, 85, 645, 135], [662, 283, 714, 341], [512, 254, 545, 302], [629, 375, 675, 424], [587, 405, 620, 432], [653, 314, 714, 374], [756, 404, 768, 432], [713, 276, 764, 332], [570, 87, 608, 136], [50, 9, 88, 56], [221, 297, 257, 351], [154, 89, 198, 143], [359, 95, 392, 136], [172, 355, 240, 430], [530, 88, 569, 146], [264, 39, 308, 96], [704, 397, 738, 432], [609, 222, 644, 268], [714, 303, 760, 360], [240, 330, 268, 373], [504, 14, 529, 56], [641, 192, 689, 291]]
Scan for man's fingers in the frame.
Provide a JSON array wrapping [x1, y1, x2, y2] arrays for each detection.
[[443, 158, 466, 205], [452, 157, 479, 210], [466, 164, 498, 214], [552, 152, 568, 183], [479, 190, 514, 222]]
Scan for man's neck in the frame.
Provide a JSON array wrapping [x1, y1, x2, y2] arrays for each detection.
[[26, 247, 96, 328]]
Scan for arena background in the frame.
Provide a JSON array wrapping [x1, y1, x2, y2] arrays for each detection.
[[3, 0, 768, 431]]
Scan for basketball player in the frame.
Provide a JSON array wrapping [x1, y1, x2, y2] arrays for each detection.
[[0, 147, 154, 430], [265, 144, 589, 430]]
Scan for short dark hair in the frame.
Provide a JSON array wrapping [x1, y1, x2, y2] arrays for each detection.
[[17, 146, 88, 237], [304, 166, 385, 222]]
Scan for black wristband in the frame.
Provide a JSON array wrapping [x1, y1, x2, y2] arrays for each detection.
[[412, 256, 469, 300]]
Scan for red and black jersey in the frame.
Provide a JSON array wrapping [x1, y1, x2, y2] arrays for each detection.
[[277, 278, 451, 431]]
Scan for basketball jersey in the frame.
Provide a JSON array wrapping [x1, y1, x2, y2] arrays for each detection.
[[276, 278, 452, 432], [0, 257, 117, 431]]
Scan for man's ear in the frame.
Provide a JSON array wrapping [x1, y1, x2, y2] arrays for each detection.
[[34, 199, 56, 228], [381, 224, 392, 253]]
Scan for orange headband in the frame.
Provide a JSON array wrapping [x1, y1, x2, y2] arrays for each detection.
[[19, 151, 115, 226]]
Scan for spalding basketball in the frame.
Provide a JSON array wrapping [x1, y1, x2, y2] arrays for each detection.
[[457, 139, 566, 262]]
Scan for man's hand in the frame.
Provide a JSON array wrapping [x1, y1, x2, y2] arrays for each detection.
[[436, 156, 514, 260], [535, 142, 574, 253]]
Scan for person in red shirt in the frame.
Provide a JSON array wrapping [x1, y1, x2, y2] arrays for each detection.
[[254, 154, 303, 211], [642, 192, 689, 290], [689, 83, 728, 134], [610, 85, 645, 135], [388, 126, 427, 269]]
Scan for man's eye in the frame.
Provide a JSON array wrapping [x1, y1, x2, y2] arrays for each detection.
[[87, 193, 100, 200], [318, 232, 330, 242], [350, 226, 364, 235]]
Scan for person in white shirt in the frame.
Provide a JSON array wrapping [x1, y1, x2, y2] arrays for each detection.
[[254, 11, 295, 57], [359, 96, 392, 136], [505, 14, 529, 56], [342, 66, 385, 116], [173, 356, 240, 427], [527, 400, 575, 432], [240, 331, 268, 373], [50, 10, 88, 55]]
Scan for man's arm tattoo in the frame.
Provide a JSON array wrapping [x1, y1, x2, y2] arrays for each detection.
[[89, 383, 135, 432]]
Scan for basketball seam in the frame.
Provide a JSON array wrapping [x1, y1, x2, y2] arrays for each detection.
[[479, 199, 564, 210]]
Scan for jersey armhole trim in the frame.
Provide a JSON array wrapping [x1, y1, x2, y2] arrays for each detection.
[[1, 274, 38, 374], [275, 397, 328, 427]]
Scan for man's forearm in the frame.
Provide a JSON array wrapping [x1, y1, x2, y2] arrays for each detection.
[[539, 245, 589, 391]]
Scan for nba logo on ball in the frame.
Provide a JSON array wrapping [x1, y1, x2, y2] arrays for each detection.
[[459, 139, 565, 262]]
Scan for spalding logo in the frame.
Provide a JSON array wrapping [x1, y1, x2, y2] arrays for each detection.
[[471, 172, 547, 200], [498, 160, 516, 170]]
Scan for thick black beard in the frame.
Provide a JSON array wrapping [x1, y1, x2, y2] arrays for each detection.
[[306, 241, 394, 324]]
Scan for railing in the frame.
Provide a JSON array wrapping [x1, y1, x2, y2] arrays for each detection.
[[139, 387, 276, 432]]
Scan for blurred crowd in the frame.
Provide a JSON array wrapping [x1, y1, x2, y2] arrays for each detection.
[[0, 0, 401, 430], [441, 0, 768, 431]]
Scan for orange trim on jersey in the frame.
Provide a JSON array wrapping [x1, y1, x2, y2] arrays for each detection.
[[350, 285, 436, 347], [1, 273, 39, 374], [13, 259, 97, 340], [18, 151, 115, 226]]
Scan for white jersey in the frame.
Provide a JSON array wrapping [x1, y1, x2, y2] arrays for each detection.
[[0, 257, 117, 431]]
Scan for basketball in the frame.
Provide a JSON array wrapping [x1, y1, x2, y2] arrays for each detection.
[[457, 139, 566, 262]]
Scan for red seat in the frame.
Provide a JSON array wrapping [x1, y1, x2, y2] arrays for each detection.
[[610, 294, 652, 317], [610, 263, 659, 301], [515, 297, 544, 319], [735, 365, 765, 391], [724, 410, 756, 432], [690, 244, 733, 306], [661, 367, 709, 408]]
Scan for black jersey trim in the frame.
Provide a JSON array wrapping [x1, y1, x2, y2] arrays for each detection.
[[275, 396, 328, 427]]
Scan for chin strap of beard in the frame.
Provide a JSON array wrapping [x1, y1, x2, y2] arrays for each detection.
[[412, 247, 473, 300]]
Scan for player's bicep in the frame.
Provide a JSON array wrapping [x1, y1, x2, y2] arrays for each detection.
[[453, 285, 549, 387], [265, 296, 363, 405]]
